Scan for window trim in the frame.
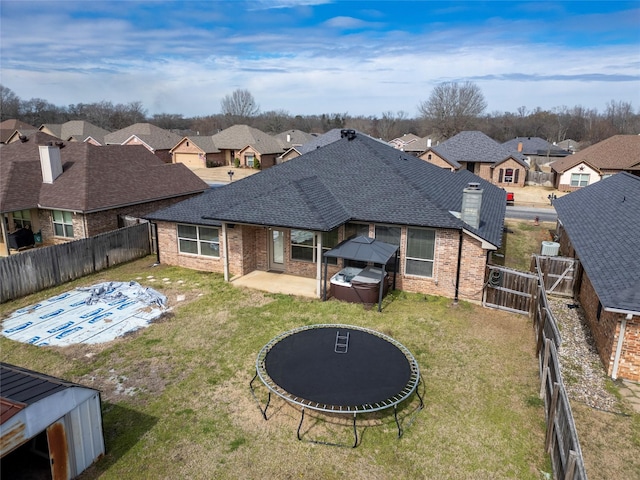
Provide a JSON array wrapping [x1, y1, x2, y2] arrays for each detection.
[[404, 227, 436, 278], [177, 223, 220, 258], [52, 210, 74, 238], [570, 173, 589, 187]]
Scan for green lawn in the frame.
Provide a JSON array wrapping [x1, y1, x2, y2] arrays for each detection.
[[0, 257, 549, 479]]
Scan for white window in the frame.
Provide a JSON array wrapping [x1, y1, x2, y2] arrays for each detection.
[[570, 173, 589, 187], [52, 210, 74, 238], [245, 153, 255, 167], [291, 228, 339, 264], [405, 228, 435, 277], [177, 224, 220, 257]]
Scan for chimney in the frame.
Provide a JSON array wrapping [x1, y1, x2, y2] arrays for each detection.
[[461, 182, 483, 229], [517, 142, 523, 152], [39, 145, 63, 183], [286, 133, 291, 143], [427, 138, 432, 148]]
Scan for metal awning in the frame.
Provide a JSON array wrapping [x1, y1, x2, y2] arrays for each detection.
[[322, 236, 399, 312]]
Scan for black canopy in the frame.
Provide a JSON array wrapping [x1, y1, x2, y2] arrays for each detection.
[[322, 236, 399, 311]]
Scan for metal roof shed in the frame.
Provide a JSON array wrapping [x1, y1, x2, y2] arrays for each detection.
[[322, 236, 399, 312], [0, 362, 105, 479]]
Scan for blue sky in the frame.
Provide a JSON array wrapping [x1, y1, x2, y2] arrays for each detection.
[[1, 1, 639, 118]]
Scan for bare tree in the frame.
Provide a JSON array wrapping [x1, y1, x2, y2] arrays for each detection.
[[220, 89, 260, 118], [0, 85, 21, 121], [418, 81, 487, 138]]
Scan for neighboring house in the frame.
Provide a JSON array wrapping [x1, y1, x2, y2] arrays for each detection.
[[550, 135, 640, 191], [39, 120, 111, 145], [146, 130, 506, 303], [0, 119, 37, 144], [554, 172, 640, 382], [0, 132, 209, 255], [0, 362, 105, 479], [419, 131, 528, 188], [502, 136, 572, 168], [170, 136, 223, 169], [389, 134, 434, 157], [273, 129, 315, 151], [556, 139, 580, 153], [104, 123, 183, 163], [209, 124, 284, 168], [278, 128, 367, 162]]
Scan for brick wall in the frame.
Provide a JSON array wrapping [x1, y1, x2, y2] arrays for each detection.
[[579, 271, 640, 381], [419, 151, 454, 170]]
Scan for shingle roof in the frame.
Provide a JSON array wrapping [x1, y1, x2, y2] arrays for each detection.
[[147, 132, 506, 247], [0, 139, 209, 213], [502, 137, 571, 157], [432, 131, 528, 168], [0, 119, 36, 144], [297, 128, 346, 154], [174, 136, 220, 153], [274, 129, 315, 148], [104, 123, 182, 150], [550, 135, 640, 174], [210, 124, 284, 154], [554, 172, 640, 313], [40, 120, 111, 144]]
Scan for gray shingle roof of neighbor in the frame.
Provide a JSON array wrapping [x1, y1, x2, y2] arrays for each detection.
[[502, 137, 571, 157], [103, 123, 183, 150], [178, 136, 221, 153], [274, 129, 315, 148], [433, 131, 528, 168], [553, 172, 640, 314], [210, 124, 284, 154], [147, 131, 507, 247], [40, 120, 111, 144]]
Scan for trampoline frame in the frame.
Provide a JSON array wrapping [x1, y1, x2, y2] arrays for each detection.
[[250, 324, 423, 447]]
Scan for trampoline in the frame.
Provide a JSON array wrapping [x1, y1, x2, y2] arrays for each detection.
[[250, 324, 423, 447]]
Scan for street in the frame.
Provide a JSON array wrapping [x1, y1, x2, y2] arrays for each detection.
[[506, 205, 557, 222]]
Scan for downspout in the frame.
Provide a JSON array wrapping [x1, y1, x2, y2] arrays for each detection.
[[222, 223, 229, 282], [454, 229, 463, 304], [612, 314, 630, 379], [1, 215, 10, 256], [316, 233, 322, 298]]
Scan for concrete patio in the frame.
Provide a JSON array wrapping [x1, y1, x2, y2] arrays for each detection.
[[230, 270, 318, 298]]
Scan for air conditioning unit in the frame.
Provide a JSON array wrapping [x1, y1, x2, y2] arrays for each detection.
[[541, 241, 560, 256]]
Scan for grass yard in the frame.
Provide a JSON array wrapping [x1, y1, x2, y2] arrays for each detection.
[[1, 257, 549, 480]]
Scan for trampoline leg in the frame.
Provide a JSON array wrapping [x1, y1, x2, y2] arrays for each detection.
[[415, 378, 425, 410], [352, 413, 358, 448], [394, 405, 403, 438], [297, 408, 305, 441], [249, 372, 270, 420]]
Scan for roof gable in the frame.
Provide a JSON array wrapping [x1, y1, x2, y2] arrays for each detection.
[[104, 123, 182, 150], [554, 172, 640, 313]]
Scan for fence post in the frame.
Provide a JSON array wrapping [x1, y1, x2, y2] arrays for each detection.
[[545, 382, 560, 454], [540, 338, 551, 398], [536, 297, 547, 356]]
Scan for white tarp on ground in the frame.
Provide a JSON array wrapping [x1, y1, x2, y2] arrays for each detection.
[[1, 282, 167, 346]]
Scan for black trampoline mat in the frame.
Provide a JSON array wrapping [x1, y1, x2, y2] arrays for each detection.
[[264, 326, 412, 407]]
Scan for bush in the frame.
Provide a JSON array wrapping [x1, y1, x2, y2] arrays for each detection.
[[234, 158, 240, 168], [254, 159, 261, 169]]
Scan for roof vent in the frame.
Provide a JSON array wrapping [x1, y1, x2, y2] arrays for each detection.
[[340, 129, 356, 140], [19, 134, 28, 143]]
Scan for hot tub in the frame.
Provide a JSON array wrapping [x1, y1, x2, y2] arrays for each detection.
[[330, 266, 389, 304]]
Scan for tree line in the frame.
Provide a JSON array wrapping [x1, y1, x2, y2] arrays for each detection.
[[1, 84, 638, 146]]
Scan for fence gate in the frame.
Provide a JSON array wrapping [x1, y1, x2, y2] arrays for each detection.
[[483, 265, 538, 315], [532, 255, 579, 297]]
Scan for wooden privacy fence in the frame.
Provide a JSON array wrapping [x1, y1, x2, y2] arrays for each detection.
[[0, 223, 152, 303], [484, 256, 588, 479], [482, 264, 538, 315], [532, 255, 579, 297]]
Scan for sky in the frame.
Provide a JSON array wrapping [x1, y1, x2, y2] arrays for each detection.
[[1, 1, 639, 118]]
